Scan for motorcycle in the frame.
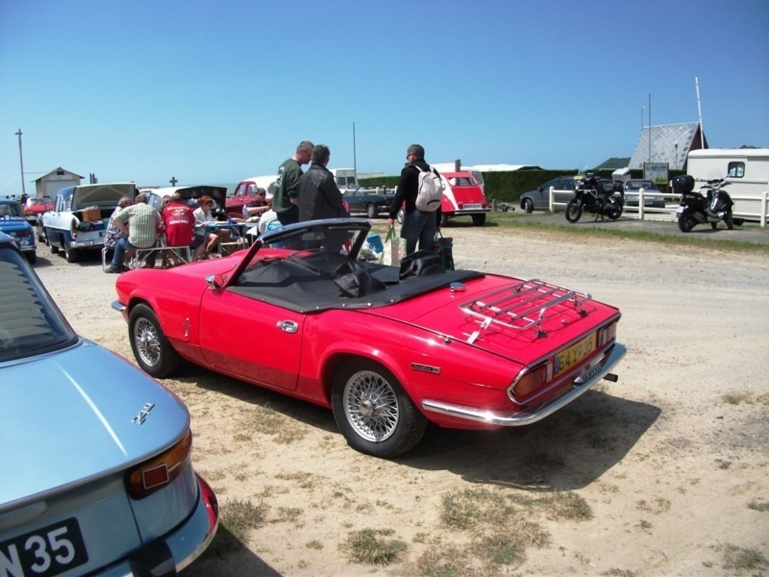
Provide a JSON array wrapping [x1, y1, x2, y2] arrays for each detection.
[[565, 173, 624, 223], [673, 175, 734, 232]]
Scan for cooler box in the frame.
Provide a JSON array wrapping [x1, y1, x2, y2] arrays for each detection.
[[81, 206, 101, 221]]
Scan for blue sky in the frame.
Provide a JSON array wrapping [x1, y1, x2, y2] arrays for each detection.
[[1, 0, 767, 197]]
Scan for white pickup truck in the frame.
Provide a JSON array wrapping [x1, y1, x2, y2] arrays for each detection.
[[40, 183, 137, 263]]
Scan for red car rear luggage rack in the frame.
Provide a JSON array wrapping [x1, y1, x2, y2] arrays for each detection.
[[461, 279, 591, 343]]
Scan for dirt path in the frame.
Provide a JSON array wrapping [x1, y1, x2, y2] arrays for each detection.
[[34, 224, 769, 576]]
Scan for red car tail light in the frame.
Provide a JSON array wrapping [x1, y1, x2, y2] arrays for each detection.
[[598, 321, 617, 347], [127, 429, 193, 499], [511, 363, 551, 399]]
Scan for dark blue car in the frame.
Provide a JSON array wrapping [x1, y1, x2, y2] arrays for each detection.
[[0, 198, 36, 263]]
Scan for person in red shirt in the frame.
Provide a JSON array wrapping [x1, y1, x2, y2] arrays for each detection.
[[162, 193, 206, 262]]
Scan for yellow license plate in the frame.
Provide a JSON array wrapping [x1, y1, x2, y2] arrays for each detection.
[[554, 333, 596, 375]]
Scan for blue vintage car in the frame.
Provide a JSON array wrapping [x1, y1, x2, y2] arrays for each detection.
[[0, 198, 36, 264], [0, 232, 219, 575]]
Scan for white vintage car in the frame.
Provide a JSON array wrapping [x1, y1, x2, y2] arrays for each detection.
[[41, 183, 137, 263]]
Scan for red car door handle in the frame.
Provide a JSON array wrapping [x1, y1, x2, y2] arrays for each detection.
[[276, 320, 298, 333]]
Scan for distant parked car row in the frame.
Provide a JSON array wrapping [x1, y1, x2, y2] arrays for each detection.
[[519, 177, 668, 212]]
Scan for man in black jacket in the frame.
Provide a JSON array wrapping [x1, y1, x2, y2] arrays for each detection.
[[297, 144, 348, 251], [298, 144, 347, 222], [387, 143, 441, 255]]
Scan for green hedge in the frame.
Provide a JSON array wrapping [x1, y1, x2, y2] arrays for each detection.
[[361, 168, 686, 204]]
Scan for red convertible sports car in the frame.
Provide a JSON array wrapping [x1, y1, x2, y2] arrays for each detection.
[[113, 218, 625, 458]]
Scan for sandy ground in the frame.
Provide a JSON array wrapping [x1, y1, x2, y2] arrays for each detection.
[[34, 221, 769, 576]]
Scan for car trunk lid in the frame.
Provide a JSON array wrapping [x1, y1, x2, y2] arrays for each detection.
[[0, 341, 189, 508], [365, 275, 620, 367]]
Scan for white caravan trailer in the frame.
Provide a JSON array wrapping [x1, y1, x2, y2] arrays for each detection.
[[687, 148, 769, 222]]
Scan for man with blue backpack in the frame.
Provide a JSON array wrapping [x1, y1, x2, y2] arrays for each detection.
[[387, 143, 443, 255]]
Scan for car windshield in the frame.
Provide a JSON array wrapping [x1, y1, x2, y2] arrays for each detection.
[[0, 245, 78, 362], [0, 203, 24, 218]]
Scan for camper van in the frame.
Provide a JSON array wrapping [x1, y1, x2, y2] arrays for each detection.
[[687, 149, 769, 222]]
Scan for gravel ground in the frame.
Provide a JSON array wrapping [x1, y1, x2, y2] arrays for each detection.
[[32, 217, 769, 577]]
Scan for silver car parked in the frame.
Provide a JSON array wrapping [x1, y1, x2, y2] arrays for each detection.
[[0, 232, 218, 576]]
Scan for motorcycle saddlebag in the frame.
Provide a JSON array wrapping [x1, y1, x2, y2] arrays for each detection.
[[672, 174, 695, 194]]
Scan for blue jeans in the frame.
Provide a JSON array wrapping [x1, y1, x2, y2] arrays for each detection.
[[400, 210, 436, 255], [111, 236, 156, 269]]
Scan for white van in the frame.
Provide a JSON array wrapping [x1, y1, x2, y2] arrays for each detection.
[[687, 149, 769, 222], [331, 168, 358, 190]]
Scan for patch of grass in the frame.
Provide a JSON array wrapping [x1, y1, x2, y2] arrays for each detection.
[[339, 528, 407, 566], [415, 545, 486, 577], [636, 497, 671, 515], [440, 488, 514, 530], [305, 540, 323, 550], [601, 569, 636, 577], [537, 491, 593, 521], [486, 213, 769, 254], [722, 391, 753, 405], [271, 506, 303, 526], [748, 498, 769, 512], [477, 532, 526, 566], [720, 543, 768, 570], [238, 406, 308, 444], [220, 498, 268, 541], [275, 470, 317, 489]]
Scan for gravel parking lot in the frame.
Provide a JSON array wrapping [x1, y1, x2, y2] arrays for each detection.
[[33, 219, 769, 576]]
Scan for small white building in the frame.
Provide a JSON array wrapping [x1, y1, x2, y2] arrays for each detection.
[[33, 167, 83, 198]]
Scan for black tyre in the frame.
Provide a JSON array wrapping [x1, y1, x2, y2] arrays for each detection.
[[365, 203, 377, 219], [26, 252, 37, 265], [440, 213, 449, 227], [565, 198, 582, 223], [710, 222, 718, 230], [608, 202, 623, 220], [677, 214, 695, 233], [522, 198, 534, 213], [471, 213, 486, 226], [725, 211, 734, 230], [129, 303, 182, 378], [64, 244, 78, 263], [331, 360, 427, 458]]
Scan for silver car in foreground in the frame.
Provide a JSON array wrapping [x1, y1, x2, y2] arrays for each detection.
[[0, 232, 219, 575]]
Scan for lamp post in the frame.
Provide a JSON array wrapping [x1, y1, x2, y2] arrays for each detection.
[[15, 129, 26, 196], [674, 142, 679, 170]]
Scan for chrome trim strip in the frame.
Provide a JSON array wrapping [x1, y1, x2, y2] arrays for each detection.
[[422, 344, 626, 427]]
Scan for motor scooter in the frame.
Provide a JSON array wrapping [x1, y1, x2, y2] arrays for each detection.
[[674, 175, 734, 232]]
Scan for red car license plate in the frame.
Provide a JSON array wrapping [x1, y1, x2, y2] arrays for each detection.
[[0, 518, 88, 577], [554, 333, 596, 376]]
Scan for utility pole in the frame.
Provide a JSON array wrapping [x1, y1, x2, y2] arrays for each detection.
[[15, 129, 26, 196], [352, 122, 357, 180], [169, 176, 178, 186], [648, 94, 652, 164]]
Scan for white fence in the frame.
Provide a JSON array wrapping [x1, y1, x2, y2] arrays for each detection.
[[548, 188, 769, 227]]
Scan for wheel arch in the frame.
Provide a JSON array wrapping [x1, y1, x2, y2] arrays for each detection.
[[317, 347, 415, 407]]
